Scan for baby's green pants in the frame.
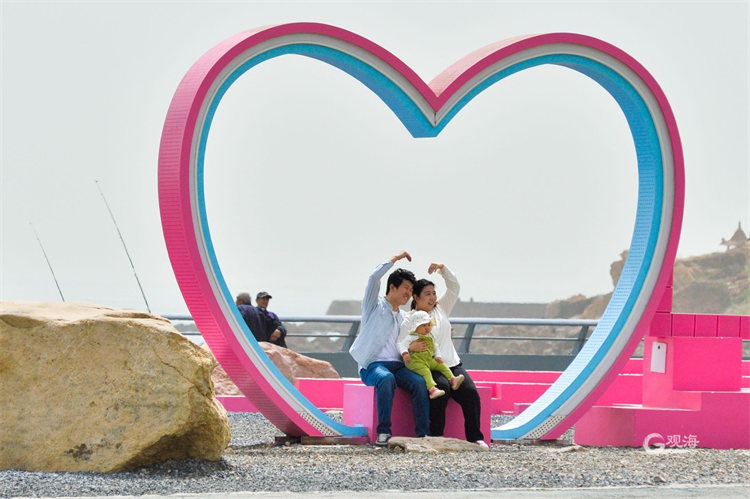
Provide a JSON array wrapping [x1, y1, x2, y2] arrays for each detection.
[[406, 354, 454, 390]]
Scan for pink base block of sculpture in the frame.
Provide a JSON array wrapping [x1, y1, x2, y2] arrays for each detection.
[[294, 377, 361, 411], [467, 370, 562, 383], [642, 336, 742, 408], [483, 382, 551, 414], [342, 383, 492, 443], [575, 390, 750, 449], [217, 395, 258, 412], [574, 334, 749, 449], [219, 359, 652, 414], [591, 373, 643, 406]]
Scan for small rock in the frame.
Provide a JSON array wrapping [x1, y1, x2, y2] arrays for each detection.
[[554, 444, 587, 453], [387, 436, 487, 453]]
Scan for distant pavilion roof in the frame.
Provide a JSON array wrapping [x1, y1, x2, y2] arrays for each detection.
[[720, 221, 748, 250]]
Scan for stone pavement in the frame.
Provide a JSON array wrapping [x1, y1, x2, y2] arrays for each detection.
[[25, 484, 750, 499]]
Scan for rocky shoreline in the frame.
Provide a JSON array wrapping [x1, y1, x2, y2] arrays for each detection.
[[1, 413, 748, 497]]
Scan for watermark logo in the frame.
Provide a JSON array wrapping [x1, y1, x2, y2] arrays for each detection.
[[643, 432, 699, 454]]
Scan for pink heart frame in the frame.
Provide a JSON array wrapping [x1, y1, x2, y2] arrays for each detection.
[[158, 23, 683, 441]]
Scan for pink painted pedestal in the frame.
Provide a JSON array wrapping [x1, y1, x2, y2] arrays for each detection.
[[575, 327, 750, 449], [480, 382, 551, 414], [219, 361, 647, 415], [342, 383, 492, 443], [575, 391, 750, 449], [218, 348, 748, 449], [217, 396, 258, 412], [294, 377, 359, 411]]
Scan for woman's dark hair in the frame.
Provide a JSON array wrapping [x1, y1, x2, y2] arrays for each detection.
[[410, 278, 435, 309], [386, 268, 416, 295]]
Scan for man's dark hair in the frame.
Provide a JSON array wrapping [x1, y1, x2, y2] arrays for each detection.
[[410, 278, 436, 309], [386, 268, 416, 295]]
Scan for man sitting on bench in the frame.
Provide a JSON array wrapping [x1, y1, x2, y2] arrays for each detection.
[[349, 251, 430, 446]]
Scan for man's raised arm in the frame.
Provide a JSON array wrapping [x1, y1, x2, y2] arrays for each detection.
[[361, 251, 412, 316]]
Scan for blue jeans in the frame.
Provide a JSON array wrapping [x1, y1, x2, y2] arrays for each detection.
[[360, 360, 430, 436]]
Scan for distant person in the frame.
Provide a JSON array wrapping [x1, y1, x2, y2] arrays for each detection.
[[255, 291, 288, 348], [398, 310, 464, 399], [405, 263, 488, 448], [235, 292, 266, 343], [348, 251, 429, 446]]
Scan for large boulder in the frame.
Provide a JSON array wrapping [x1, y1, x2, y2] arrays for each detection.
[[210, 359, 242, 397], [0, 301, 231, 472], [259, 342, 340, 382], [208, 342, 339, 396]]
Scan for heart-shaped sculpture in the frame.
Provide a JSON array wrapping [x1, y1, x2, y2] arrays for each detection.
[[158, 23, 683, 440]]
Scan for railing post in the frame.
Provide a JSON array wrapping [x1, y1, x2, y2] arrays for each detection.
[[341, 321, 360, 351], [458, 324, 476, 353], [571, 325, 590, 355]]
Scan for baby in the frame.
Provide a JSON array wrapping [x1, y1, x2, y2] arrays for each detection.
[[398, 311, 464, 399]]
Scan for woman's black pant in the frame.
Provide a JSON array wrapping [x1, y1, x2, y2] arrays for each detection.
[[429, 363, 484, 442]]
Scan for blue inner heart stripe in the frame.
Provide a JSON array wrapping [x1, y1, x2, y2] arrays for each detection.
[[191, 41, 669, 440]]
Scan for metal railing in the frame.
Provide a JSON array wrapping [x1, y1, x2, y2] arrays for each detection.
[[164, 314, 598, 355]]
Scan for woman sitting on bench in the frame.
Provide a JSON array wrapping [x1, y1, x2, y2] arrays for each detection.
[[405, 263, 488, 448]]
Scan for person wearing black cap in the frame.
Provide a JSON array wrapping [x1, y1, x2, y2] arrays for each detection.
[[255, 291, 288, 348], [235, 292, 266, 343]]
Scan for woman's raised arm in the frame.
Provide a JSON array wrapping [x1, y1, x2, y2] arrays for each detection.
[[429, 263, 460, 315]]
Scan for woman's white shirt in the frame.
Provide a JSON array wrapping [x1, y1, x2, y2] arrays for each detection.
[[406, 266, 461, 368]]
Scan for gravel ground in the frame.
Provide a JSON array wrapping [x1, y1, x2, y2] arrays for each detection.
[[1, 413, 748, 498]]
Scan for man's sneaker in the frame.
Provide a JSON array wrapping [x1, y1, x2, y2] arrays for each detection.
[[450, 374, 465, 390], [474, 440, 489, 449], [429, 386, 445, 399], [375, 433, 391, 447]]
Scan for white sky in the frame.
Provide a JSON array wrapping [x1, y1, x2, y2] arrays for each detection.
[[1, 1, 748, 316]]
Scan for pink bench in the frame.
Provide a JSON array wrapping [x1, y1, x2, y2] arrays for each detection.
[[575, 391, 750, 449], [294, 377, 360, 410], [575, 334, 750, 449], [592, 373, 643, 406], [467, 370, 561, 383], [220, 360, 656, 414], [217, 396, 258, 412], [475, 381, 551, 414], [342, 383, 492, 443]]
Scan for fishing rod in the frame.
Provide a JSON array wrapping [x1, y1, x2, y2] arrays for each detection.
[[95, 180, 152, 313], [29, 222, 66, 302]]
